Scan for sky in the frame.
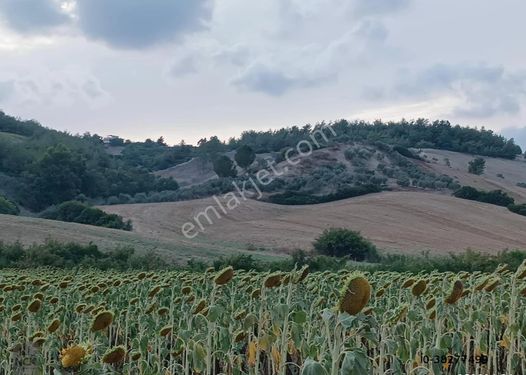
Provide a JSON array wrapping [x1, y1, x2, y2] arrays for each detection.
[[0, 0, 525, 147]]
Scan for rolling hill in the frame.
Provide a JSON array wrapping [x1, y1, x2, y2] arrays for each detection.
[[100, 191, 526, 255]]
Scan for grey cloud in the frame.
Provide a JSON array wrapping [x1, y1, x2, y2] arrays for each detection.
[[0, 80, 14, 101], [394, 64, 526, 118], [75, 0, 212, 49], [232, 63, 329, 96], [0, 0, 68, 34], [169, 55, 199, 77], [352, 0, 411, 15]]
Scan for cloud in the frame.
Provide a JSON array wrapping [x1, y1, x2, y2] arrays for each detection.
[[393, 64, 526, 118], [0, 0, 69, 34], [75, 0, 212, 49], [0, 68, 111, 108], [0, 80, 14, 101], [232, 62, 330, 96], [352, 0, 411, 15], [229, 18, 391, 96]]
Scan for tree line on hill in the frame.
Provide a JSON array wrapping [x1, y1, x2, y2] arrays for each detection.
[[453, 186, 526, 218], [1, 111, 523, 219]]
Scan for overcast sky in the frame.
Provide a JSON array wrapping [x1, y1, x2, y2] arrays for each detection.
[[0, 0, 525, 147]]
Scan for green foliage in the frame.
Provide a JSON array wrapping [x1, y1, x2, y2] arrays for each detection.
[[231, 119, 522, 159], [313, 228, 379, 261], [393, 145, 421, 160], [0, 195, 19, 215], [213, 155, 237, 178], [371, 249, 526, 273], [508, 203, 526, 217], [453, 186, 515, 207], [234, 145, 256, 169], [0, 241, 166, 269], [267, 184, 382, 205], [0, 112, 180, 211], [468, 157, 486, 175], [41, 201, 132, 230]]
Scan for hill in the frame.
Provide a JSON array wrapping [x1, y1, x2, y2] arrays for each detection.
[[418, 148, 526, 202], [101, 191, 526, 254], [0, 213, 281, 263]]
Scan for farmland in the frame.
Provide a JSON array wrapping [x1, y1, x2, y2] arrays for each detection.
[[1, 264, 525, 374]]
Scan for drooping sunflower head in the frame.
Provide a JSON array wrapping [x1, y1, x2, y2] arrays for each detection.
[[91, 311, 114, 332], [263, 272, 283, 289], [337, 273, 371, 315], [214, 266, 234, 286], [411, 279, 427, 297], [47, 319, 61, 334], [444, 280, 464, 305], [27, 299, 42, 313], [102, 346, 126, 365]]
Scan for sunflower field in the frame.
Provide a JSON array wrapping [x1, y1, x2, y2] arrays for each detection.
[[1, 262, 526, 374]]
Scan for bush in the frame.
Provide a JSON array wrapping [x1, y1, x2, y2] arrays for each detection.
[[313, 228, 379, 261], [453, 186, 515, 207], [393, 146, 421, 160], [0, 195, 19, 215], [267, 184, 382, 205], [41, 201, 132, 230], [508, 204, 526, 217], [0, 241, 166, 269], [213, 155, 237, 178], [468, 157, 486, 175]]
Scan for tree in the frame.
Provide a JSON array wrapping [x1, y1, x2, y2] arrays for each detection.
[[213, 155, 237, 178], [234, 145, 256, 170], [0, 195, 19, 215], [30, 144, 87, 209], [468, 157, 486, 175], [313, 228, 379, 261], [156, 136, 166, 146]]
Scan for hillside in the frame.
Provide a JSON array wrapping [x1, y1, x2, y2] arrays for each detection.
[[418, 148, 526, 202], [0, 214, 282, 263], [101, 191, 526, 254]]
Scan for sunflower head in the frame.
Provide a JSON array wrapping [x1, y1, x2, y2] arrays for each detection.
[[102, 346, 126, 364], [337, 273, 371, 315], [214, 267, 234, 285], [60, 344, 91, 368], [91, 310, 114, 332], [411, 279, 427, 297], [444, 280, 464, 305]]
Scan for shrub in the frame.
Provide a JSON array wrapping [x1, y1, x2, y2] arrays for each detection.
[[41, 201, 132, 230], [508, 204, 526, 217], [393, 146, 421, 160], [468, 157, 486, 175], [0, 195, 19, 215], [213, 155, 237, 178], [234, 145, 256, 170], [313, 228, 379, 261], [453, 186, 515, 207]]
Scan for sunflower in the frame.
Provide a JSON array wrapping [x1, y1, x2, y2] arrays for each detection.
[[337, 273, 371, 315], [60, 344, 91, 368], [27, 299, 42, 313], [102, 346, 126, 364], [91, 311, 114, 332], [444, 280, 464, 304], [214, 266, 234, 285], [47, 319, 61, 334]]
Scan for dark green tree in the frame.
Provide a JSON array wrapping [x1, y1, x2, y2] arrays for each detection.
[[0, 195, 19, 215], [468, 157, 486, 175], [313, 228, 379, 261], [30, 144, 87, 209], [213, 155, 237, 178], [234, 145, 256, 170]]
